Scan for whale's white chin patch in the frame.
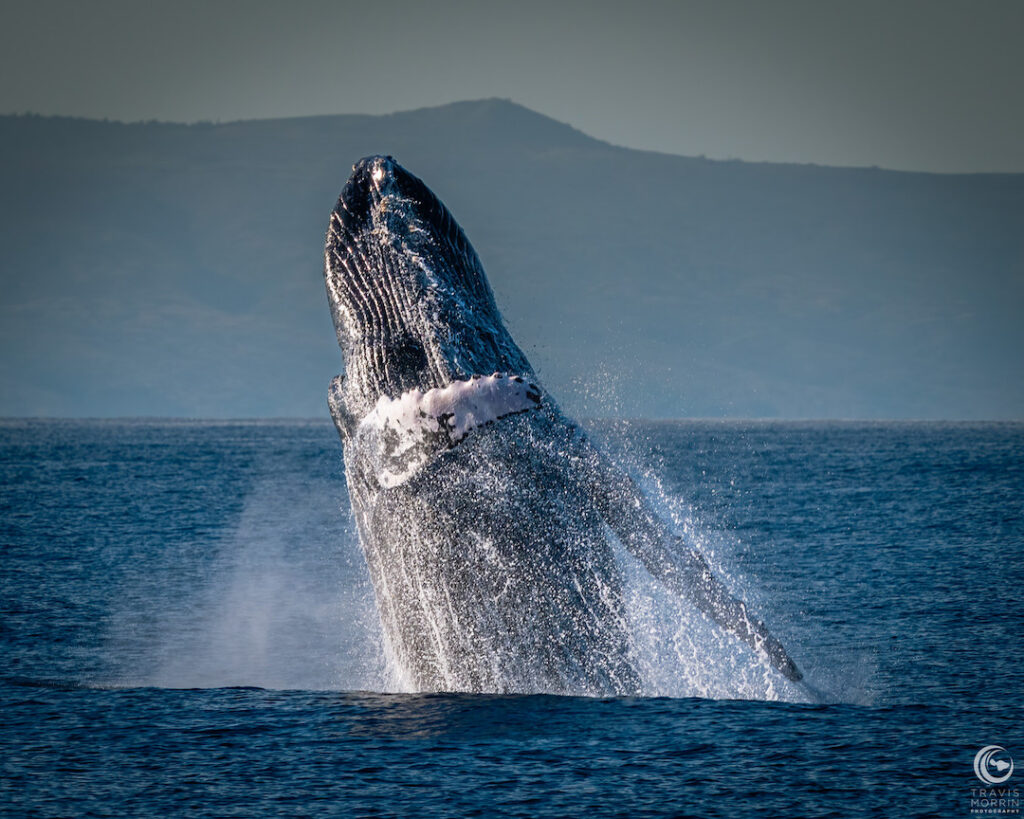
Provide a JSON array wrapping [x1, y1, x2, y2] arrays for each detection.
[[356, 374, 543, 488]]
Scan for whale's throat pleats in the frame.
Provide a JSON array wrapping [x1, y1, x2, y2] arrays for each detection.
[[325, 156, 533, 417]]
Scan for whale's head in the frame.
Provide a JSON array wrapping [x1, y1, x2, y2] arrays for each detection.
[[325, 156, 533, 428]]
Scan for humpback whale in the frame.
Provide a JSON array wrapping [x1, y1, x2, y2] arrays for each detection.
[[324, 155, 802, 695]]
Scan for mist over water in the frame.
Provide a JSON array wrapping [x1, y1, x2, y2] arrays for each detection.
[[138, 486, 812, 700], [136, 479, 384, 692], [75, 420, 870, 704]]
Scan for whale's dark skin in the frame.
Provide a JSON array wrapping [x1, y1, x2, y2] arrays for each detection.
[[324, 155, 802, 694]]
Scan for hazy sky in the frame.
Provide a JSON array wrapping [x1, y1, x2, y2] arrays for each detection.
[[2, 0, 1023, 172]]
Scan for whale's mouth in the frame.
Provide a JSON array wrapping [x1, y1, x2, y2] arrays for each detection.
[[325, 156, 534, 417]]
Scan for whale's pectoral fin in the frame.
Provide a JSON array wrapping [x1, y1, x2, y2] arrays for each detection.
[[328, 374, 356, 442], [584, 448, 803, 683], [661, 544, 803, 683]]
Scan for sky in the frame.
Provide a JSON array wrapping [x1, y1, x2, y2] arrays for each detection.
[[2, 0, 1022, 173]]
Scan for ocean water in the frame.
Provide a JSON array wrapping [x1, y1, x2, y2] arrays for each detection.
[[1, 419, 1021, 817]]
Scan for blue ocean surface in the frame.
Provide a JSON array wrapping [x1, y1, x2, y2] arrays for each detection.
[[1, 420, 1021, 817]]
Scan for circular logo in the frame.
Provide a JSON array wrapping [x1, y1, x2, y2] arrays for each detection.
[[974, 745, 1014, 785]]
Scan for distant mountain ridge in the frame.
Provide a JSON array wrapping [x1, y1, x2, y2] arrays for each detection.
[[1, 99, 1021, 418]]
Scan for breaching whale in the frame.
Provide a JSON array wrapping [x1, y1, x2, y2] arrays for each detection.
[[324, 155, 802, 695]]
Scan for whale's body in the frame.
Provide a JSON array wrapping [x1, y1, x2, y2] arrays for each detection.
[[325, 156, 801, 695]]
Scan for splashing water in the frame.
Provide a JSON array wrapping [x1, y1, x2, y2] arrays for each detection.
[[316, 157, 828, 701], [130, 478, 386, 692], [109, 426, 829, 703]]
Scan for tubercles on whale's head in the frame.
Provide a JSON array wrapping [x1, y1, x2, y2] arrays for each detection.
[[325, 155, 533, 419]]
